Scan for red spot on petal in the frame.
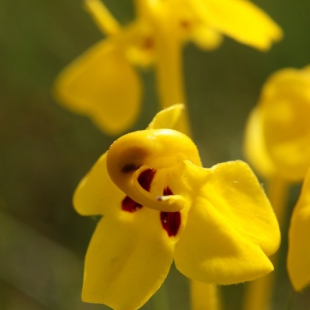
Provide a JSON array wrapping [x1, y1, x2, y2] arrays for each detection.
[[137, 169, 156, 191], [122, 169, 156, 213], [160, 187, 181, 237], [160, 212, 181, 237], [122, 196, 142, 212]]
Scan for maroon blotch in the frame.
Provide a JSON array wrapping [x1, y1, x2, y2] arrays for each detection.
[[122, 196, 142, 212], [137, 169, 156, 191], [160, 187, 181, 237]]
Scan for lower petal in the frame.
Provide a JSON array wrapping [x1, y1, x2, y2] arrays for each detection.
[[82, 210, 174, 310], [174, 195, 274, 285]]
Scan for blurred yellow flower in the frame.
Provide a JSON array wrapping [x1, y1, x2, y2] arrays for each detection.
[[74, 105, 280, 309], [54, 0, 282, 135], [287, 168, 310, 291], [244, 66, 310, 182]]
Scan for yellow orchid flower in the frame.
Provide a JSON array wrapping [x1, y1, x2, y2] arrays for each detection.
[[287, 168, 310, 292], [244, 66, 310, 182], [54, 0, 282, 135], [74, 105, 280, 310]]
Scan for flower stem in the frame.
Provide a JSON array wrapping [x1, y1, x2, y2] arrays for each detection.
[[191, 280, 222, 310], [153, 11, 191, 135], [242, 175, 289, 310]]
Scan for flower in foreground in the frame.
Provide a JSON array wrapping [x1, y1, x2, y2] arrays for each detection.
[[287, 168, 310, 291], [54, 0, 282, 135], [244, 66, 310, 182], [74, 105, 280, 310]]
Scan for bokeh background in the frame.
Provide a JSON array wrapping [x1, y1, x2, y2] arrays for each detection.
[[1, 0, 310, 309]]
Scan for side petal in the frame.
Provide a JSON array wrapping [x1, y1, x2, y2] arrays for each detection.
[[204, 161, 280, 256], [54, 40, 141, 135], [191, 0, 282, 50], [175, 194, 274, 284], [174, 161, 279, 284], [287, 169, 310, 291], [82, 209, 175, 310], [243, 107, 276, 178], [73, 152, 124, 216]]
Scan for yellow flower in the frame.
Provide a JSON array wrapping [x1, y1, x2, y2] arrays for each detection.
[[54, 0, 282, 135], [74, 105, 280, 310], [287, 168, 310, 291], [244, 66, 310, 182]]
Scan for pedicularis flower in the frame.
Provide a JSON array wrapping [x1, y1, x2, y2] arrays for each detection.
[[244, 66, 310, 182], [54, 0, 282, 135], [74, 105, 280, 310], [287, 168, 310, 291]]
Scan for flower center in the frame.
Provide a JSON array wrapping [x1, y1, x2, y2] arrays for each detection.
[[122, 169, 156, 212], [121, 171, 181, 237]]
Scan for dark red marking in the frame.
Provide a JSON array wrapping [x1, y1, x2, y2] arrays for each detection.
[[137, 169, 156, 191], [121, 169, 156, 213], [160, 187, 181, 237], [122, 196, 142, 212]]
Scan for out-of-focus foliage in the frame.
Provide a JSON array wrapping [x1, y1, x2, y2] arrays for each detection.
[[1, 0, 310, 309]]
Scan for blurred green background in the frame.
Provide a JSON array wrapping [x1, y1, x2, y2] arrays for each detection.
[[1, 0, 310, 309]]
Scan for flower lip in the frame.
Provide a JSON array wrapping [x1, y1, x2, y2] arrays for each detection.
[[106, 129, 200, 212]]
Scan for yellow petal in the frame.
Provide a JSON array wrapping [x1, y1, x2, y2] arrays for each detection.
[[287, 168, 310, 291], [191, 25, 223, 50], [191, 0, 282, 50], [82, 209, 175, 310], [174, 161, 279, 284], [54, 40, 141, 135], [243, 106, 276, 178], [260, 67, 310, 181], [147, 104, 189, 134], [73, 152, 124, 216]]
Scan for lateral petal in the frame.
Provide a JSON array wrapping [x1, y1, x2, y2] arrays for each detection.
[[54, 40, 141, 135], [174, 161, 279, 284], [73, 152, 124, 216], [82, 209, 175, 310]]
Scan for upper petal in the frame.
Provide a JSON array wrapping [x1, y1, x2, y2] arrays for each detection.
[[54, 40, 141, 135], [190, 0, 282, 50], [174, 160, 279, 284], [73, 152, 124, 216], [147, 104, 189, 134], [82, 208, 175, 310], [287, 168, 310, 291]]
